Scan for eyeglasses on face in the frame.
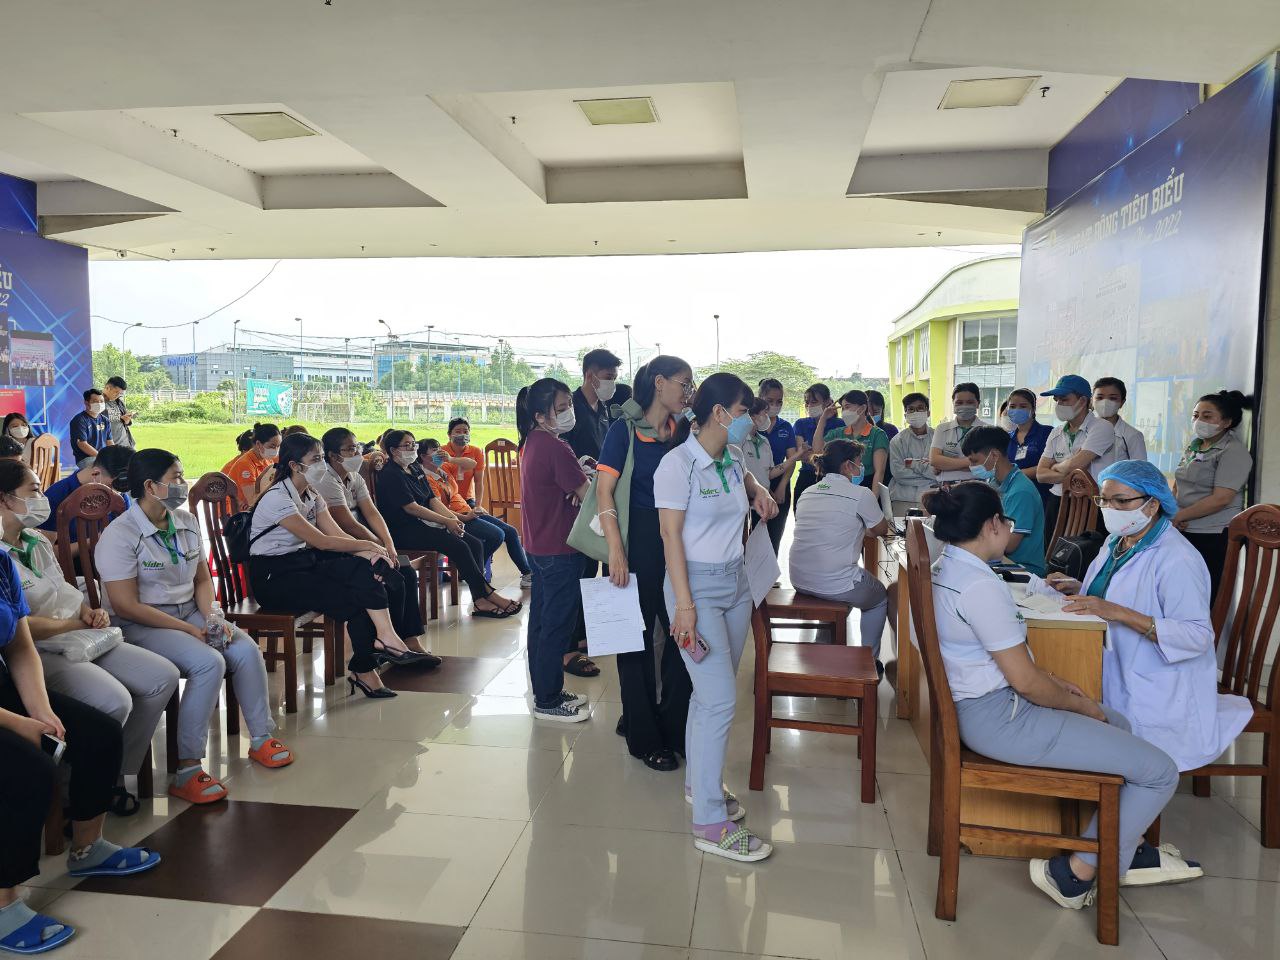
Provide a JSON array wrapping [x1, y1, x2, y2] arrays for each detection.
[[1091, 494, 1146, 508]]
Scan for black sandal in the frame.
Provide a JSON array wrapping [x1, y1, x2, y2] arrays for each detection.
[[642, 749, 679, 772], [109, 786, 141, 817], [564, 652, 600, 677]]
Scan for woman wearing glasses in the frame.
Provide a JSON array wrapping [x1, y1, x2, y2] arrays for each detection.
[[1042, 459, 1250, 886]]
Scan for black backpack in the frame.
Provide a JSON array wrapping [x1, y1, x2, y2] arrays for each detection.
[[223, 502, 278, 564], [1045, 531, 1106, 582]]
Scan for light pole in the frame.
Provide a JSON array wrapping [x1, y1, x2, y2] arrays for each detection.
[[191, 320, 199, 354], [497, 338, 505, 396], [378, 318, 396, 422], [425, 324, 434, 423], [623, 324, 633, 381], [343, 337, 351, 416], [121, 322, 142, 380], [190, 320, 199, 390], [713, 313, 720, 371], [232, 318, 242, 421]]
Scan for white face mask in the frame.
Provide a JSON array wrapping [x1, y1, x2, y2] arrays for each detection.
[[594, 377, 617, 402], [841, 407, 864, 427], [1193, 419, 1222, 440], [341, 454, 365, 474], [954, 404, 977, 421], [1094, 399, 1120, 419], [303, 462, 329, 486], [752, 415, 770, 432], [11, 493, 50, 528], [88, 403, 105, 416], [262, 445, 280, 461], [1055, 401, 1080, 422], [8, 425, 28, 440], [905, 410, 929, 429], [395, 449, 418, 466], [1101, 500, 1153, 537], [806, 404, 823, 419], [555, 407, 577, 434]]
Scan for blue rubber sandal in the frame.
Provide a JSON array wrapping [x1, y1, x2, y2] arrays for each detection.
[[0, 914, 74, 955], [67, 846, 161, 878]]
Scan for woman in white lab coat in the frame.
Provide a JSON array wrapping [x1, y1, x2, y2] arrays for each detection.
[[1046, 459, 1251, 884]]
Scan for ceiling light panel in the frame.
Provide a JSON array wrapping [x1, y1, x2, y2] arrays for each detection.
[[575, 97, 658, 125], [938, 76, 1040, 110], [218, 111, 318, 141]]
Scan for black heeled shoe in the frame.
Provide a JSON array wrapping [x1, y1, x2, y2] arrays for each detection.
[[348, 674, 397, 699], [372, 642, 434, 667]]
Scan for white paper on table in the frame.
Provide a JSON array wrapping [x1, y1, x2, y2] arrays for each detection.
[[579, 577, 646, 657], [744, 521, 781, 607], [1015, 590, 1104, 624]]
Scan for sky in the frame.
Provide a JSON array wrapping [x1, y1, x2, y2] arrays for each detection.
[[88, 244, 1020, 379]]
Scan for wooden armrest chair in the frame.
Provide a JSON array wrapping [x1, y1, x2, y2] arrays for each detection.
[[1046, 468, 1099, 560]]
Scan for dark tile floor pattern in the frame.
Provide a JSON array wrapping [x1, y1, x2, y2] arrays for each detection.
[[77, 800, 356, 906], [380, 655, 509, 695], [211, 909, 465, 960]]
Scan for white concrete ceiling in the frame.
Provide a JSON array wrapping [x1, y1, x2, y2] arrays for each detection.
[[0, 0, 1273, 261]]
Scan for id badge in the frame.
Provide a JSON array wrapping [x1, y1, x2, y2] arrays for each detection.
[[1015, 445, 1028, 461]]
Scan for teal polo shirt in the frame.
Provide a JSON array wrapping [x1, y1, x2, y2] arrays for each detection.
[[999, 467, 1046, 575]]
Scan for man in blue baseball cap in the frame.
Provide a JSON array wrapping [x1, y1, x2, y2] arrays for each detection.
[[1035, 373, 1117, 531]]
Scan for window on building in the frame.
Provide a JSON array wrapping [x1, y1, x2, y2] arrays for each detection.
[[918, 325, 930, 377], [904, 332, 914, 378], [959, 315, 1016, 366], [892, 339, 902, 380]]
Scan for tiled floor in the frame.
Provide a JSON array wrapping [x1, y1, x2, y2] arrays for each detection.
[[19, 557, 1280, 959]]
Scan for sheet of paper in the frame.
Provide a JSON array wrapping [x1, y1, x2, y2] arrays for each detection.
[[579, 577, 646, 657], [745, 521, 781, 607], [1015, 590, 1105, 624]]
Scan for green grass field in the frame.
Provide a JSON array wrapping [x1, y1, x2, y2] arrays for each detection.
[[130, 421, 519, 480]]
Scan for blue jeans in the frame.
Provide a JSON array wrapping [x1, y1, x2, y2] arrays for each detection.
[[527, 551, 587, 708], [665, 557, 752, 825], [468, 513, 531, 575], [955, 687, 1179, 871]]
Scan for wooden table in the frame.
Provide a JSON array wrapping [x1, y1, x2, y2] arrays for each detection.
[[877, 537, 1108, 857]]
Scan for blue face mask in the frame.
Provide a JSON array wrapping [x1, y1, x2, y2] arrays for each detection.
[[871, 414, 882, 425], [431, 452, 446, 467], [725, 413, 753, 446], [849, 469, 865, 485], [1007, 407, 1032, 426], [969, 455, 997, 482]]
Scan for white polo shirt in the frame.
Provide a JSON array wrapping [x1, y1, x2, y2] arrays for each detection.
[[250, 479, 328, 556], [1110, 417, 1148, 463], [930, 418, 989, 482], [739, 435, 774, 489], [653, 433, 749, 564], [313, 463, 373, 513], [789, 476, 884, 595], [96, 502, 205, 607], [2, 532, 82, 619], [1041, 411, 1116, 495], [931, 545, 1028, 701]]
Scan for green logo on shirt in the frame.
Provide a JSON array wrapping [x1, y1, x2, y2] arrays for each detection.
[[699, 486, 720, 497], [141, 559, 165, 570]]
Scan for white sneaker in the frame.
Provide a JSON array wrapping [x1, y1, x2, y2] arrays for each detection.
[[533, 702, 589, 723], [1029, 858, 1096, 910], [1120, 843, 1204, 887], [557, 689, 588, 709], [520, 573, 533, 589]]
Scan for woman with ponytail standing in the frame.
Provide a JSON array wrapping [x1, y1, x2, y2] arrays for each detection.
[[1172, 389, 1254, 602], [518, 378, 594, 723], [655, 373, 779, 862], [596, 356, 694, 770]]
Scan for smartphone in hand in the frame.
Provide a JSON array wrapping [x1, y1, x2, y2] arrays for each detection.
[[41, 732, 67, 764]]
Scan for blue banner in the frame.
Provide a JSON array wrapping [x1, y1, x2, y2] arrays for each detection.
[[1019, 56, 1276, 474], [0, 173, 37, 235], [0, 224, 91, 466]]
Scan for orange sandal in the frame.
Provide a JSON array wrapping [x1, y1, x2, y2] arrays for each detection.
[[168, 770, 228, 804], [248, 737, 294, 769]]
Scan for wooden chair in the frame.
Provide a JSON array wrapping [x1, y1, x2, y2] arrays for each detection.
[[905, 521, 1124, 945], [1046, 468, 1100, 559], [31, 433, 59, 489], [484, 438, 521, 526], [749, 591, 879, 802], [360, 459, 458, 618], [754, 588, 849, 645], [1185, 504, 1280, 846], [189, 471, 332, 706]]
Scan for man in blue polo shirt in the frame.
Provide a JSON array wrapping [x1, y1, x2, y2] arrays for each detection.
[[69, 388, 114, 468], [39, 446, 134, 547], [962, 425, 1046, 575]]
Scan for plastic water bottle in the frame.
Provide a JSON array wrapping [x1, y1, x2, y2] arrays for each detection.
[[206, 604, 229, 650]]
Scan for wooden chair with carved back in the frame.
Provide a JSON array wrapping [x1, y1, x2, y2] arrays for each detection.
[[360, 459, 458, 619], [484, 438, 521, 526], [189, 471, 332, 707], [1046, 468, 1100, 560], [30, 432, 59, 490], [1184, 504, 1280, 847], [905, 520, 1124, 946]]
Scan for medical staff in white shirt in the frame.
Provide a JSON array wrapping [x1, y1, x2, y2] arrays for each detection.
[[929, 381, 989, 482], [790, 439, 892, 670], [655, 372, 778, 864]]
